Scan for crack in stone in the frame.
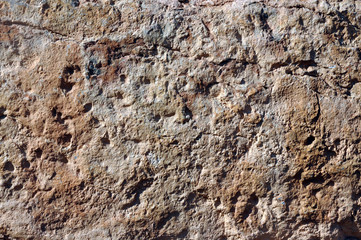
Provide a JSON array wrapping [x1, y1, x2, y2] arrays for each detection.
[[0, 20, 70, 39]]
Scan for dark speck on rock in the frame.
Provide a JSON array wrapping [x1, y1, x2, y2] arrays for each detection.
[[71, 0, 79, 7]]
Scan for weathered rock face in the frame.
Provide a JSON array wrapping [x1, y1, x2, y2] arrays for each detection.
[[1, 0, 361, 239]]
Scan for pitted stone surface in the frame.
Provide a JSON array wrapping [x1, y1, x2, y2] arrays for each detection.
[[0, 0, 361, 239]]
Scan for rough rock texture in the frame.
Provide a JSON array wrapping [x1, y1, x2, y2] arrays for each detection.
[[0, 0, 361, 239]]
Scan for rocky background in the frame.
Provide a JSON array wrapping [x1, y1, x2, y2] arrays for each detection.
[[0, 0, 361, 239]]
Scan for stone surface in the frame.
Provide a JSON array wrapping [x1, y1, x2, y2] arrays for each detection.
[[0, 0, 361, 239]]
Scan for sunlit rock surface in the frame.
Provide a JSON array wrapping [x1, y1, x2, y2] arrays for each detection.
[[1, 0, 361, 239]]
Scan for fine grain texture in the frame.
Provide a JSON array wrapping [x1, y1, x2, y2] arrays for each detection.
[[0, 0, 361, 239]]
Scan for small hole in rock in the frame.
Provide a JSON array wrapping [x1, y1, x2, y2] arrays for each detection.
[[101, 137, 110, 146], [298, 17, 304, 26], [0, 107, 6, 120], [305, 135, 315, 145], [4, 161, 14, 172], [58, 134, 72, 144], [142, 77, 151, 84], [95, 62, 102, 68], [71, 0, 79, 7], [171, 140, 179, 145], [35, 148, 43, 158], [230, 206, 235, 213], [21, 159, 30, 169], [214, 197, 221, 208], [182, 106, 192, 122], [52, 109, 65, 124], [41, 2, 49, 13], [79, 181, 85, 190], [51, 108, 57, 117], [186, 192, 196, 204], [231, 192, 241, 204], [50, 172, 56, 179], [87, 60, 101, 78], [84, 103, 92, 113], [58, 154, 69, 164], [13, 184, 23, 191], [153, 114, 161, 122], [63, 66, 75, 75], [59, 134, 72, 144], [41, 223, 46, 232], [177, 229, 188, 238], [119, 75, 126, 83], [327, 180, 335, 186], [285, 69, 292, 74], [4, 178, 12, 189], [133, 139, 141, 143], [91, 117, 99, 125], [60, 79, 74, 93], [63, 65, 80, 76], [244, 105, 252, 114], [115, 92, 123, 99]]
